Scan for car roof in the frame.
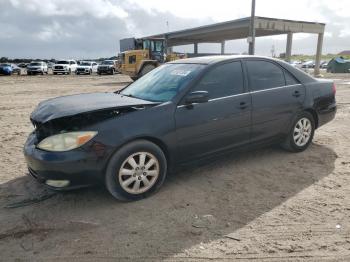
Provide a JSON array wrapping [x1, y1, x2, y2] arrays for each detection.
[[169, 55, 286, 65], [170, 55, 316, 84]]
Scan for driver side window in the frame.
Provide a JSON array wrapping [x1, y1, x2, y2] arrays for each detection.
[[192, 61, 244, 99]]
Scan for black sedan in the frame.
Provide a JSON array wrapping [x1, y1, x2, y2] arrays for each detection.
[[24, 56, 336, 201]]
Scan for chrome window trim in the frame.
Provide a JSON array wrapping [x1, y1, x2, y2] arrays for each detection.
[[176, 84, 302, 108], [250, 83, 302, 94]]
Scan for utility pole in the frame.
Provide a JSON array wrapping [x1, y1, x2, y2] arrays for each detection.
[[248, 0, 256, 55]]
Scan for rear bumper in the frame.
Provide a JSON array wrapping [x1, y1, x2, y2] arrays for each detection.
[[317, 103, 337, 127]]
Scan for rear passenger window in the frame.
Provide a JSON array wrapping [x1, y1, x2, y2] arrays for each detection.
[[193, 61, 243, 99], [246, 60, 285, 91], [284, 71, 299, 85]]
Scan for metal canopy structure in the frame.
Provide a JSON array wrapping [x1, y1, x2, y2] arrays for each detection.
[[147, 16, 326, 75]]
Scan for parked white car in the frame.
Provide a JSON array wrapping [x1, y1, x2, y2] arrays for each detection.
[[53, 60, 78, 75], [27, 61, 48, 75], [76, 61, 98, 75]]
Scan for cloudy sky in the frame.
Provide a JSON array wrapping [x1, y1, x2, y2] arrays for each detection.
[[0, 0, 349, 59]]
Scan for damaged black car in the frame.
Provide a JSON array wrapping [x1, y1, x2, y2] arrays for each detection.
[[24, 56, 336, 201]]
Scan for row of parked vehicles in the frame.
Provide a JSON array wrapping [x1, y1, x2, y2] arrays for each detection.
[[0, 60, 118, 76], [289, 60, 329, 69]]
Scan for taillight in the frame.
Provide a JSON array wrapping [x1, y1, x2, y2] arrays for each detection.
[[332, 83, 336, 95]]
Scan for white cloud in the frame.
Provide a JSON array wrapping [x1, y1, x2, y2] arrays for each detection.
[[1, 0, 350, 58], [10, 0, 128, 18]]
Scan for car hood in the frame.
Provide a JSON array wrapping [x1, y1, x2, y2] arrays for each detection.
[[77, 66, 91, 69], [31, 92, 158, 123]]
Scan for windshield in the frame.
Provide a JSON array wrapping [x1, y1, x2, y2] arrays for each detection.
[[29, 62, 42, 66], [120, 63, 205, 102], [0, 64, 11, 67], [57, 61, 69, 64], [80, 62, 92, 66], [101, 60, 114, 65]]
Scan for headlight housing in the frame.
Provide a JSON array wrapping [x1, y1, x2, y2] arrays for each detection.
[[37, 131, 97, 152]]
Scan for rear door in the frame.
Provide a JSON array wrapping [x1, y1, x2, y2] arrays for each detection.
[[245, 59, 305, 142], [175, 61, 251, 162]]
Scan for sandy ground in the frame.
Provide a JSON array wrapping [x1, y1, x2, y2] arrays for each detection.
[[0, 72, 349, 261]]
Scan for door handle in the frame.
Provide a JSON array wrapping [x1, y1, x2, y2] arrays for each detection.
[[238, 101, 248, 109], [292, 90, 301, 97]]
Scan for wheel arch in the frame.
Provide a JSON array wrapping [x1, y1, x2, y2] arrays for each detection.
[[104, 136, 171, 176], [304, 108, 319, 129]]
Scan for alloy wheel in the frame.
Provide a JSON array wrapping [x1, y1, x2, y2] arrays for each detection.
[[293, 117, 312, 147], [118, 152, 159, 194]]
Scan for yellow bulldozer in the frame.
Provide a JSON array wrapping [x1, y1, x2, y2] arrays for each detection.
[[119, 37, 185, 80]]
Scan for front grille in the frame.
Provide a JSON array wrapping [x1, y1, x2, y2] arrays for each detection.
[[55, 66, 63, 70]]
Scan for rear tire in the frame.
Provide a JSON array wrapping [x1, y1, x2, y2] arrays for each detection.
[[281, 111, 315, 152], [105, 140, 167, 201], [139, 64, 156, 77]]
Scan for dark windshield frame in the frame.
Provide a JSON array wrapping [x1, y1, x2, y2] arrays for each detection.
[[56, 61, 69, 64]]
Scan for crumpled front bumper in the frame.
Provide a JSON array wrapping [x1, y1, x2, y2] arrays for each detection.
[[23, 132, 105, 190]]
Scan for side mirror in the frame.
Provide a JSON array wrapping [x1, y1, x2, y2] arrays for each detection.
[[185, 91, 209, 105]]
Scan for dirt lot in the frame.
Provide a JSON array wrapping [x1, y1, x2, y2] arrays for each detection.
[[0, 73, 349, 261]]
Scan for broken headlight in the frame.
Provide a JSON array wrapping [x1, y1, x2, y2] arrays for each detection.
[[37, 131, 97, 152]]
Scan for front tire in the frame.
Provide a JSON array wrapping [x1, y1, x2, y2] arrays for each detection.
[[282, 111, 315, 152], [105, 140, 167, 201]]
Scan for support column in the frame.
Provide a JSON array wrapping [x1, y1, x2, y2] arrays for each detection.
[[314, 32, 324, 76], [221, 41, 225, 55], [164, 35, 168, 55], [194, 42, 198, 55], [286, 32, 293, 62], [248, 0, 256, 55]]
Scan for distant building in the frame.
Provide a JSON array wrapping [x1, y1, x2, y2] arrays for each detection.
[[338, 50, 350, 56]]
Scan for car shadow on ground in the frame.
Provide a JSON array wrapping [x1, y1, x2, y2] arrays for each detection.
[[0, 143, 337, 260]]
